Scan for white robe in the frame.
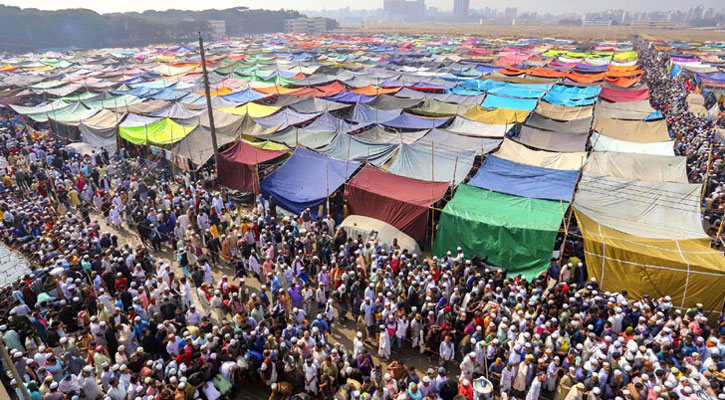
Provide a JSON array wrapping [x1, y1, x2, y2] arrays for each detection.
[[378, 332, 391, 359]]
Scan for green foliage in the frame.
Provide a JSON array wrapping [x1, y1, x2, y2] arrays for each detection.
[[0, 5, 303, 52]]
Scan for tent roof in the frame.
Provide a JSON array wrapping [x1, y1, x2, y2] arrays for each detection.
[[384, 143, 474, 185], [583, 151, 688, 183], [494, 138, 586, 171]]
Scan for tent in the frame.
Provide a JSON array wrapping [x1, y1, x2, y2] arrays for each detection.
[[525, 113, 592, 134], [481, 94, 538, 111], [339, 215, 422, 257], [574, 172, 706, 240], [217, 140, 289, 192], [583, 151, 688, 183], [463, 106, 529, 124], [515, 126, 589, 152], [590, 132, 674, 156], [575, 210, 725, 315], [598, 87, 649, 102], [381, 113, 450, 130], [317, 133, 398, 166], [260, 147, 360, 216], [171, 111, 245, 168], [494, 139, 586, 170], [468, 156, 579, 202], [119, 118, 197, 145], [347, 165, 449, 244], [417, 129, 501, 155], [352, 126, 427, 144], [534, 102, 593, 121], [259, 128, 337, 149], [407, 99, 473, 117], [384, 143, 474, 185], [593, 117, 670, 143], [433, 184, 566, 279], [80, 109, 123, 155], [446, 116, 510, 138], [347, 103, 401, 125]]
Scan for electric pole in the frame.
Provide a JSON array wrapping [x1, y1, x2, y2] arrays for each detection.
[[198, 32, 219, 166]]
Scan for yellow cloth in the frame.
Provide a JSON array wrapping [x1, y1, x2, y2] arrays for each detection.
[[462, 106, 529, 124]]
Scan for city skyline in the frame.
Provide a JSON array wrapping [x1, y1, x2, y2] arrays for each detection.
[[1, 0, 723, 14]]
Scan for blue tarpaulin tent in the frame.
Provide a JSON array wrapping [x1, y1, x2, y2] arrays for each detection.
[[260, 147, 360, 216], [381, 113, 450, 130], [468, 156, 579, 202], [481, 94, 538, 111], [348, 103, 401, 125]]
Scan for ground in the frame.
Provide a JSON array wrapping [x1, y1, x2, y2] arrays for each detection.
[[338, 24, 725, 42]]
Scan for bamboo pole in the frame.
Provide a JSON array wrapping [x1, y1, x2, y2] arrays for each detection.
[[430, 142, 435, 249], [0, 341, 30, 400], [325, 165, 330, 218], [701, 144, 713, 206]]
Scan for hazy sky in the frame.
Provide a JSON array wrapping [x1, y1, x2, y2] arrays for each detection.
[[2, 0, 722, 14]]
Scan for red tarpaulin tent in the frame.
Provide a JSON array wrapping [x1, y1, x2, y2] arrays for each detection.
[[347, 164, 449, 245], [598, 87, 650, 102], [217, 141, 289, 193]]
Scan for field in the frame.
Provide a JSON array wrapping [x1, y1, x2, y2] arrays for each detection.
[[339, 24, 725, 42]]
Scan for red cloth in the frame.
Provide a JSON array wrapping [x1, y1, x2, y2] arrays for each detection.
[[217, 141, 288, 193], [599, 87, 650, 102]]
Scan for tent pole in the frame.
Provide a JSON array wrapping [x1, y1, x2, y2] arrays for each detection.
[[701, 144, 713, 207], [198, 32, 219, 168], [254, 152, 260, 195], [325, 165, 330, 218], [430, 142, 435, 250]]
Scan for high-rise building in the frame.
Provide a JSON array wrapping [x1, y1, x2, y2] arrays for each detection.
[[453, 0, 470, 19], [384, 0, 404, 15], [504, 7, 518, 20]]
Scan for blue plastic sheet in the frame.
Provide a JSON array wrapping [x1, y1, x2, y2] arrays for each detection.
[[468, 155, 579, 202], [260, 147, 360, 217], [481, 95, 538, 111], [381, 113, 450, 130]]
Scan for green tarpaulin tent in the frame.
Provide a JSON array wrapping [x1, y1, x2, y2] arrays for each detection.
[[119, 118, 197, 145], [433, 184, 566, 279]]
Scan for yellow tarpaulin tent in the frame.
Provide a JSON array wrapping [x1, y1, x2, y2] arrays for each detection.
[[462, 106, 529, 124], [218, 103, 280, 118], [575, 210, 725, 314]]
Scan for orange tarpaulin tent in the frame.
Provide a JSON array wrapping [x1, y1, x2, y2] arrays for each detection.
[[351, 85, 400, 96], [605, 76, 641, 88], [567, 72, 606, 83]]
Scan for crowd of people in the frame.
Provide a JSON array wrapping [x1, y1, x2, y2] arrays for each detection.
[[1, 40, 725, 400]]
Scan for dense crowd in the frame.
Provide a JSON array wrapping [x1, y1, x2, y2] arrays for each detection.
[[1, 41, 725, 400]]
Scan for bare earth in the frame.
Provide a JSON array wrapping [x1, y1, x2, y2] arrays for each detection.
[[339, 24, 725, 42]]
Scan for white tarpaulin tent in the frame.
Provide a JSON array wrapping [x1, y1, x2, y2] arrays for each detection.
[[340, 215, 422, 257], [590, 132, 674, 156], [583, 151, 688, 183]]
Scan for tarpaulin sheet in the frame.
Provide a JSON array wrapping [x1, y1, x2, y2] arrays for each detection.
[[583, 151, 688, 183], [384, 143, 474, 185], [525, 113, 592, 134], [10, 99, 69, 115], [80, 109, 122, 155], [446, 116, 510, 138], [171, 111, 245, 168], [590, 132, 674, 156], [290, 98, 350, 113], [417, 129, 501, 155], [469, 155, 579, 202], [340, 215, 422, 257], [32, 102, 99, 123], [318, 133, 398, 166], [302, 112, 356, 132], [488, 85, 549, 99], [433, 184, 565, 280], [219, 103, 280, 118], [261, 128, 337, 149], [348, 103, 401, 125], [535, 102, 593, 121], [463, 106, 529, 124], [254, 109, 320, 130], [260, 147, 360, 217], [574, 210, 725, 314], [367, 95, 422, 110], [381, 113, 450, 130], [594, 99, 656, 120], [348, 164, 449, 245], [407, 99, 473, 117], [494, 138, 586, 170], [516, 126, 589, 152], [542, 92, 597, 106], [481, 94, 538, 111], [222, 89, 269, 104], [574, 171, 706, 240], [119, 118, 196, 145], [593, 116, 670, 143], [217, 140, 289, 192], [150, 103, 206, 119], [120, 99, 170, 114], [353, 126, 427, 144], [598, 87, 649, 102]]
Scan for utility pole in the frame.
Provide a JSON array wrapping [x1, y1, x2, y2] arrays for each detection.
[[0, 340, 31, 400], [198, 32, 219, 166]]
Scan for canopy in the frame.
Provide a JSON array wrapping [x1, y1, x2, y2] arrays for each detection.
[[407, 99, 473, 117], [348, 165, 449, 244], [433, 184, 565, 279], [317, 133, 398, 166], [516, 126, 589, 152], [150, 103, 205, 119], [353, 126, 427, 144], [525, 112, 591, 134], [119, 118, 197, 145], [79, 109, 122, 155], [446, 116, 509, 138], [417, 129, 501, 155], [261, 128, 337, 149], [384, 143, 474, 185], [468, 156, 579, 202], [575, 210, 725, 314], [463, 106, 529, 124], [590, 132, 674, 156], [348, 103, 401, 125], [583, 151, 688, 183], [593, 117, 670, 143], [217, 140, 289, 192], [494, 138, 586, 170], [535, 102, 593, 121], [260, 147, 360, 217], [381, 113, 450, 130], [574, 171, 706, 240], [339, 216, 421, 257], [598, 87, 649, 102], [481, 94, 538, 111]]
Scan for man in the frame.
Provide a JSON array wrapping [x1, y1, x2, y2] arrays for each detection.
[[526, 373, 545, 400], [439, 335, 455, 367]]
